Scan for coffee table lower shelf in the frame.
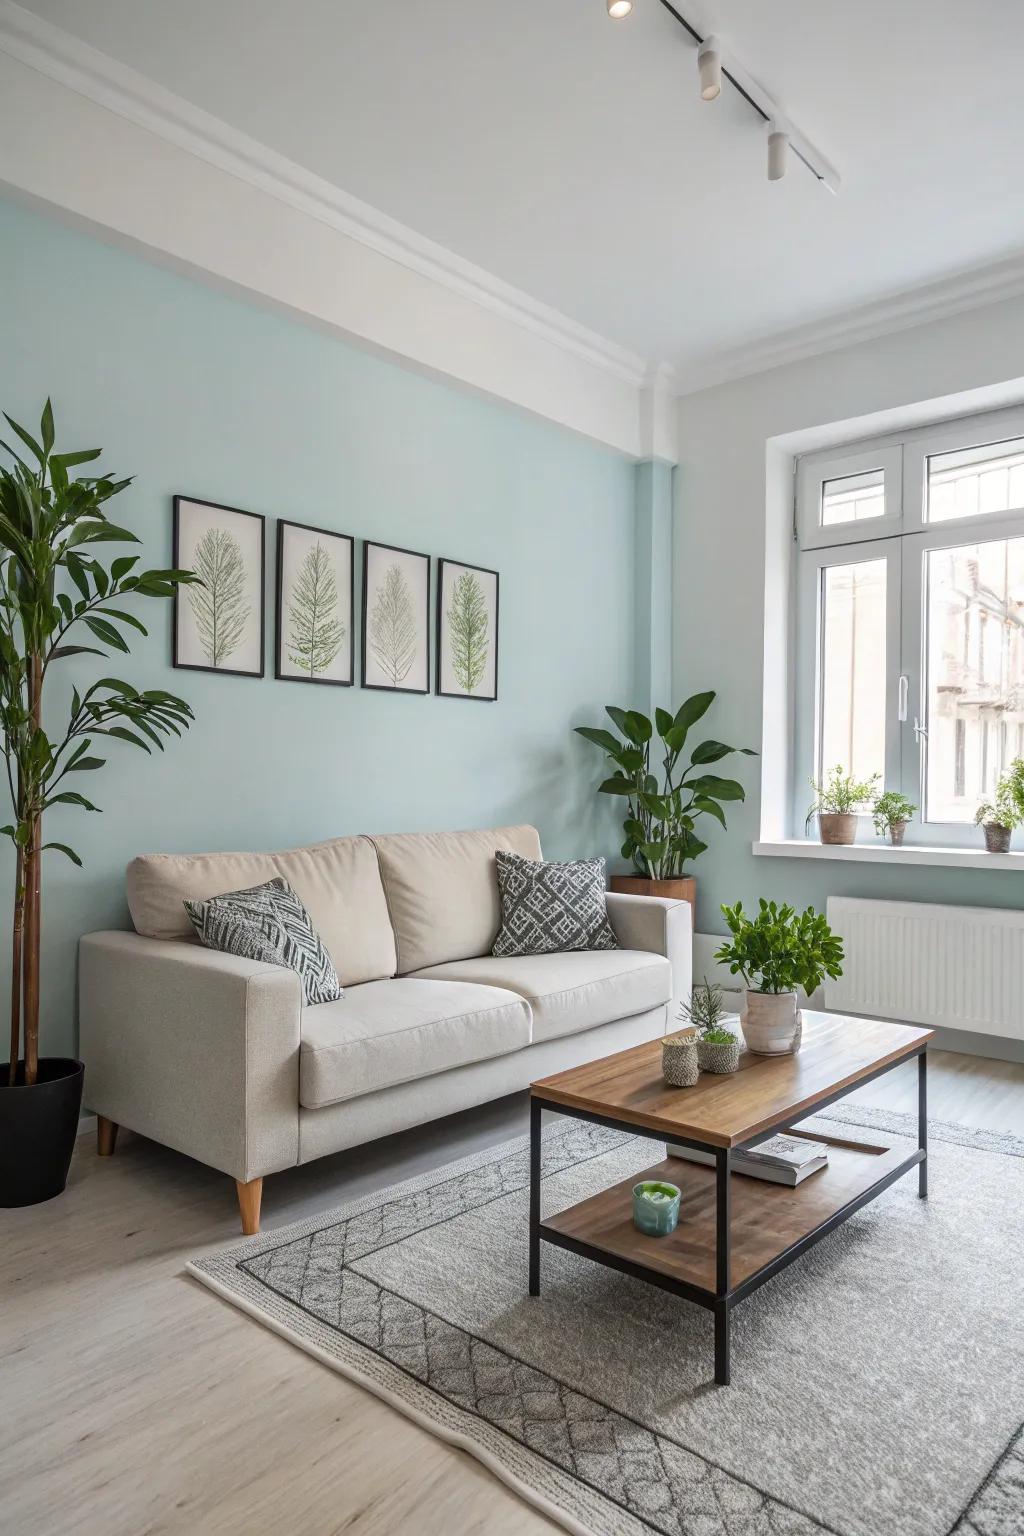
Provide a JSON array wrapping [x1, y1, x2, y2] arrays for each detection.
[[532, 1131, 924, 1385]]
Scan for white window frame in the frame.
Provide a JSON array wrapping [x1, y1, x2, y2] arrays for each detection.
[[794, 404, 1024, 847]]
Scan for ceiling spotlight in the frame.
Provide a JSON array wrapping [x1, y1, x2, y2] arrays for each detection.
[[767, 122, 789, 180], [607, 0, 633, 17], [697, 35, 721, 101]]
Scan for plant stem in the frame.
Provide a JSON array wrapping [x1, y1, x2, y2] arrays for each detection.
[[22, 652, 42, 1086], [8, 842, 23, 1084]]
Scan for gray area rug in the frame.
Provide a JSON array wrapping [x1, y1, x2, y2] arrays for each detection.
[[189, 1108, 1024, 1536]]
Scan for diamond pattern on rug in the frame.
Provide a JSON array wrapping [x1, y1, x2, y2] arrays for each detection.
[[491, 850, 618, 957], [244, 1122, 630, 1284], [184, 876, 342, 1004], [239, 1122, 825, 1536]]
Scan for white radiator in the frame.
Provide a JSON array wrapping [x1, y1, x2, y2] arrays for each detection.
[[825, 897, 1024, 1039]]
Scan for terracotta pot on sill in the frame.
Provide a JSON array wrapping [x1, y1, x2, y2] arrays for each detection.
[[609, 874, 696, 918], [817, 812, 857, 845], [982, 822, 1011, 854]]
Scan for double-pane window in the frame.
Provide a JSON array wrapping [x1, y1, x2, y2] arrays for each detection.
[[795, 411, 1024, 845]]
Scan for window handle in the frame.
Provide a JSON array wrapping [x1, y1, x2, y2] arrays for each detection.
[[898, 675, 908, 723], [914, 716, 928, 743]]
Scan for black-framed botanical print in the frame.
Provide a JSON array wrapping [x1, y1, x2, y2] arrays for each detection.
[[361, 540, 430, 694], [436, 558, 499, 701], [275, 520, 354, 686], [173, 496, 265, 677]]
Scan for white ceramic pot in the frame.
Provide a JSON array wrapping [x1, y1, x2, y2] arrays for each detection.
[[741, 990, 803, 1055]]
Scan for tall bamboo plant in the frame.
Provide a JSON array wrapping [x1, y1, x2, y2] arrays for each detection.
[[0, 402, 197, 1087]]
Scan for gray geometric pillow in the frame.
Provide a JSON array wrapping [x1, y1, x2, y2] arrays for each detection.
[[184, 877, 342, 1005], [492, 851, 619, 958]]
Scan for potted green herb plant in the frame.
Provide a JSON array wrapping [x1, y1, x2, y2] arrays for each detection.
[[871, 789, 917, 847], [806, 766, 880, 845], [0, 402, 197, 1208], [714, 898, 844, 1055], [676, 977, 740, 1074], [575, 692, 755, 912], [975, 759, 1024, 852]]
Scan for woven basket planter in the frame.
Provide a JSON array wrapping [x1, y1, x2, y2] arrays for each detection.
[[696, 1038, 740, 1074], [662, 1035, 699, 1087]]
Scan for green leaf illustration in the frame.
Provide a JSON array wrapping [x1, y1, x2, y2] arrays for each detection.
[[287, 540, 345, 677], [187, 526, 250, 667], [370, 563, 417, 685], [447, 569, 489, 693]]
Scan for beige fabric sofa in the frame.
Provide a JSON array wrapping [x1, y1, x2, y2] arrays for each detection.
[[79, 825, 691, 1232]]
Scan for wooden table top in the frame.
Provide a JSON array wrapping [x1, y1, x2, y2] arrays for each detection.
[[531, 1011, 933, 1148]]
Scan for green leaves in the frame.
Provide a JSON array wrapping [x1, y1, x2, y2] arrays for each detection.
[[714, 898, 844, 996], [574, 726, 622, 755], [575, 693, 756, 877]]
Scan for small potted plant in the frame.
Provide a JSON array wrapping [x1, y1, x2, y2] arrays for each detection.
[[975, 758, 1024, 853], [676, 977, 740, 1074], [871, 790, 916, 847], [806, 766, 879, 845], [714, 898, 844, 1055]]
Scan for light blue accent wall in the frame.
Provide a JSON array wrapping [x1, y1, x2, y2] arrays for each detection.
[[633, 460, 674, 715], [0, 196, 640, 1059]]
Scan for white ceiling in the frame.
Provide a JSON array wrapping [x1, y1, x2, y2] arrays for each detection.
[[18, 0, 1024, 384]]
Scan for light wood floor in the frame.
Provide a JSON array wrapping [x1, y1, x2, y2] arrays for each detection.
[[2, 1048, 1022, 1536]]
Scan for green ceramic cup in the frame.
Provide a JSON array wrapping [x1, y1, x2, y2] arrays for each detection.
[[632, 1180, 682, 1237]]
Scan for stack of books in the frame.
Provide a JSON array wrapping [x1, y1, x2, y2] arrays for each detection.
[[666, 1133, 829, 1185]]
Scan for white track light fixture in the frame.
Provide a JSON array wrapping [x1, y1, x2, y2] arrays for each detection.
[[697, 35, 722, 101], [767, 122, 789, 181], [606, 2, 840, 192]]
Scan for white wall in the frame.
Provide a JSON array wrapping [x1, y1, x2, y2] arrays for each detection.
[[674, 291, 1024, 935], [0, 22, 676, 461]]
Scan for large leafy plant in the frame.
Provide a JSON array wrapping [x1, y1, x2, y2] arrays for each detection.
[[1, 402, 197, 1087], [714, 899, 844, 996], [575, 692, 755, 877]]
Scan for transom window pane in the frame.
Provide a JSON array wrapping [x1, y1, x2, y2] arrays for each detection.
[[821, 468, 885, 527], [927, 437, 1024, 523], [819, 560, 887, 787], [924, 535, 1024, 823]]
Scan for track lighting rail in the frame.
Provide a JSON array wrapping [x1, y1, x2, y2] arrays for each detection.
[[653, 0, 840, 192]]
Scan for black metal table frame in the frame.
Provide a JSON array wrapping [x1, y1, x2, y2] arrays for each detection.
[[528, 1046, 928, 1386]]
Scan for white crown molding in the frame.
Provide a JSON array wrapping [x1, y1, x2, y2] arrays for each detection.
[[0, 0, 650, 391], [676, 251, 1024, 394]]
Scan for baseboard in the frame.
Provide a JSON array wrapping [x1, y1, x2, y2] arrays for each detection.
[[906, 1025, 1024, 1063], [77, 1112, 97, 1140]]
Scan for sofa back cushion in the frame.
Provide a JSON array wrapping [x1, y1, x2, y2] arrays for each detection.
[[369, 825, 542, 974], [126, 835, 397, 986]]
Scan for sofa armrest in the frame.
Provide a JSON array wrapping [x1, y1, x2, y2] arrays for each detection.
[[605, 893, 692, 1024], [79, 931, 301, 1183]]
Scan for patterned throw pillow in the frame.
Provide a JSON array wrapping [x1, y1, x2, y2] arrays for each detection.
[[492, 851, 619, 957], [184, 878, 342, 1005]]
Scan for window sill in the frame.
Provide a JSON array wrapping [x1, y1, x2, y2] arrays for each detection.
[[753, 839, 1024, 871]]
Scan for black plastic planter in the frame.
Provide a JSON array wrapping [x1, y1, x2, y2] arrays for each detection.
[[0, 1058, 84, 1207]]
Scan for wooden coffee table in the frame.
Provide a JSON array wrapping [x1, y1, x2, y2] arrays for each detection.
[[528, 1011, 932, 1385]]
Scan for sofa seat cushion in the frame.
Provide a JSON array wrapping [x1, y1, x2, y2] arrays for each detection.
[[409, 950, 671, 1044], [300, 978, 532, 1109]]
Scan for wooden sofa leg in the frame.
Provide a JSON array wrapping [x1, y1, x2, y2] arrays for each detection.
[[236, 1177, 263, 1236], [97, 1116, 119, 1157]]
